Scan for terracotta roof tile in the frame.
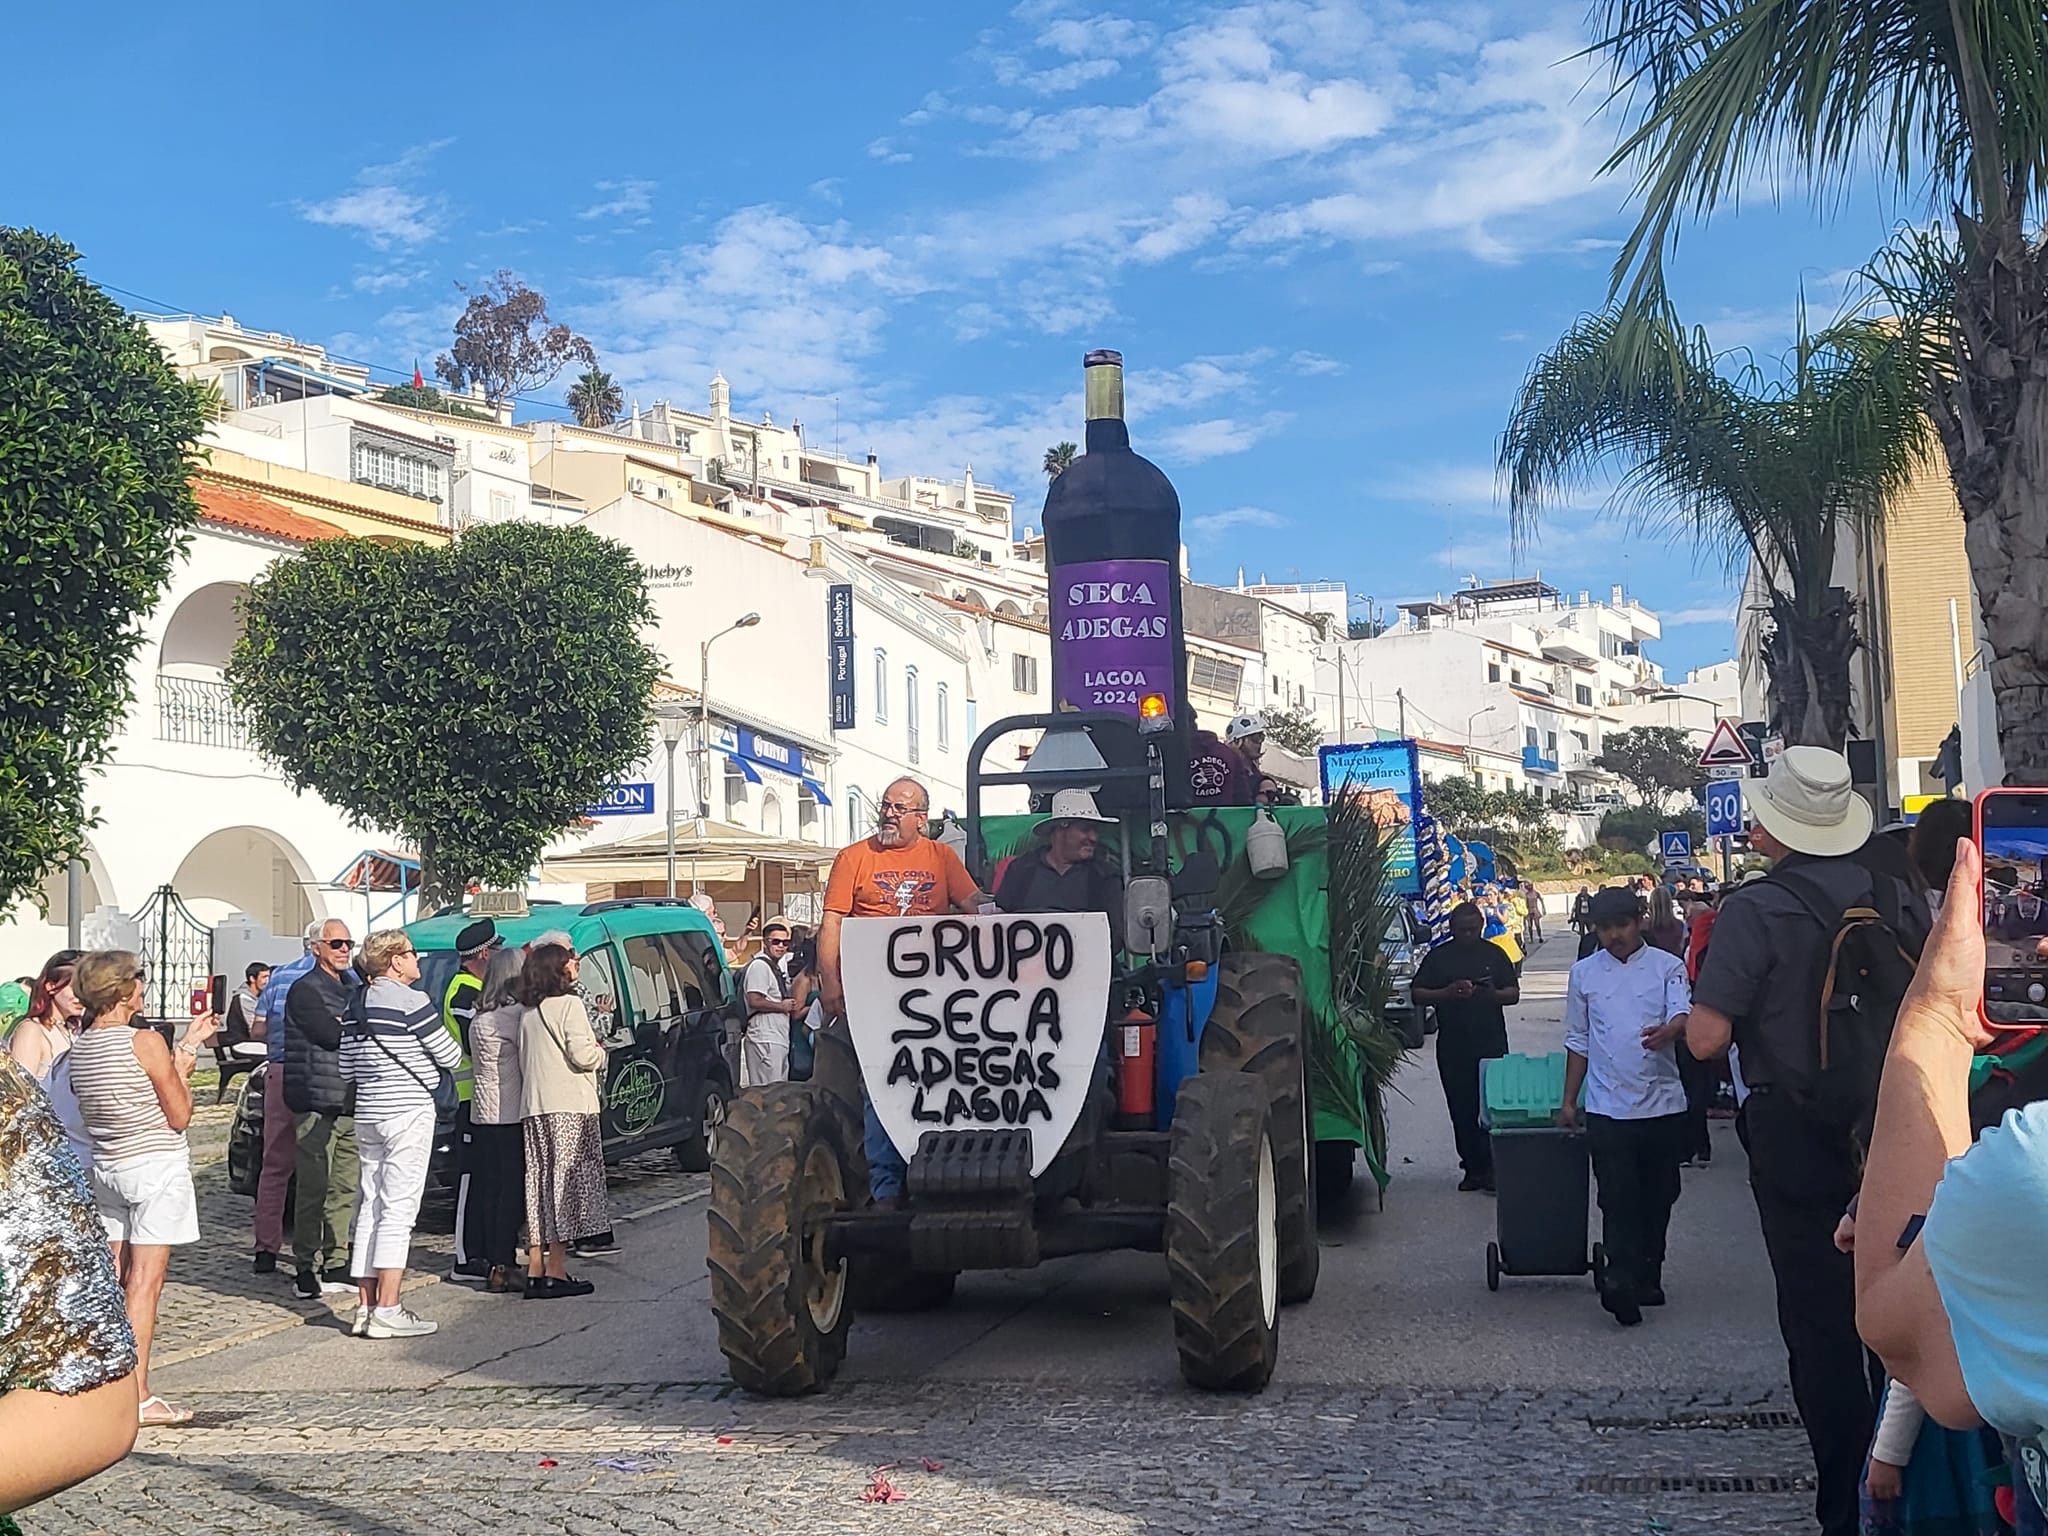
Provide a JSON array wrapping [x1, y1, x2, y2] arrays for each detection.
[[195, 482, 347, 545]]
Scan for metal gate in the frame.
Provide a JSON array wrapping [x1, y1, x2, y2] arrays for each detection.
[[133, 885, 214, 1022]]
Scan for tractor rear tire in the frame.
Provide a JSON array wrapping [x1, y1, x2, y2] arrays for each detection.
[[1166, 1073, 1281, 1392], [1202, 952, 1317, 1303], [707, 1083, 855, 1396]]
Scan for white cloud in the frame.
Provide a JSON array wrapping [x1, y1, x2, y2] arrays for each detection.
[[578, 178, 656, 221], [1153, 412, 1289, 463], [1662, 601, 1738, 627], [1289, 350, 1346, 375], [591, 207, 923, 406], [351, 268, 428, 294], [300, 142, 451, 248], [1188, 505, 1288, 541]]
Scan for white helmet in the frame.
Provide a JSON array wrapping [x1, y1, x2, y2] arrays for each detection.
[[1226, 712, 1266, 743]]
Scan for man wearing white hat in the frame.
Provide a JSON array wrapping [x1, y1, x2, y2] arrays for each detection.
[[992, 789, 1124, 946], [1687, 746, 1928, 1536]]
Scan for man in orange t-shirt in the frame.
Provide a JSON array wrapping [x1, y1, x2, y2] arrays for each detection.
[[818, 776, 982, 1205]]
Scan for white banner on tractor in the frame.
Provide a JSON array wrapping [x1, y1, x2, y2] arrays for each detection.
[[841, 913, 1112, 1176]]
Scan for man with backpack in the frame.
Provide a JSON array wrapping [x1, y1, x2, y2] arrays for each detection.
[[1686, 747, 1928, 1536]]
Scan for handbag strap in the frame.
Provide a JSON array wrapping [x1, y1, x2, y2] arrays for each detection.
[[364, 1023, 439, 1098]]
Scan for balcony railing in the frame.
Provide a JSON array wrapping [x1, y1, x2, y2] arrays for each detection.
[[1521, 745, 1561, 774], [157, 674, 255, 750]]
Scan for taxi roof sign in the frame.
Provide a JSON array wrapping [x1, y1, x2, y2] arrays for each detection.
[[1698, 719, 1754, 767]]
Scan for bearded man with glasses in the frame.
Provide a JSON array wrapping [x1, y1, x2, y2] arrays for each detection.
[[818, 777, 984, 1206]]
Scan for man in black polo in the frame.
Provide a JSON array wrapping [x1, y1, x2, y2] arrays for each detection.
[[993, 789, 1124, 944], [1687, 747, 1927, 1536], [1411, 900, 1520, 1192]]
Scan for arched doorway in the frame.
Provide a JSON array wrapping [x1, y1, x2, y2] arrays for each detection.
[[171, 826, 317, 934], [760, 792, 784, 839], [33, 837, 114, 931]]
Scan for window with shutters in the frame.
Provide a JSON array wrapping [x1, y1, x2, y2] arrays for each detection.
[[936, 682, 950, 751], [1011, 654, 1038, 693], [1189, 654, 1243, 698], [873, 648, 888, 722]]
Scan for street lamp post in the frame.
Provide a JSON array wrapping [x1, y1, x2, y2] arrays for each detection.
[[1466, 705, 1497, 745], [654, 704, 691, 898], [699, 613, 762, 829]]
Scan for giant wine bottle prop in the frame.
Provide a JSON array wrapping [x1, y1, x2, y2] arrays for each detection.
[[1041, 350, 1193, 807]]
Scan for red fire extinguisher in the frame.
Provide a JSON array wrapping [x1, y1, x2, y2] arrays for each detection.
[[1116, 994, 1157, 1130]]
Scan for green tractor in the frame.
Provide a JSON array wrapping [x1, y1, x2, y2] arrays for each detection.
[[707, 349, 1399, 1396]]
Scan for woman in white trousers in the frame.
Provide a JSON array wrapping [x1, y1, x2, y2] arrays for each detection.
[[339, 930, 460, 1339]]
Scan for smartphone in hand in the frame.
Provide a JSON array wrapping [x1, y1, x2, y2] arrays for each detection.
[[1974, 788, 2048, 1032]]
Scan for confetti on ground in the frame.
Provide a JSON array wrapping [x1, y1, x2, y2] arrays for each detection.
[[860, 1466, 907, 1504], [537, 1459, 557, 1469]]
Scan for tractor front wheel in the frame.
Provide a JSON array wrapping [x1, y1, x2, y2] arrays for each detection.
[[1202, 952, 1317, 1303], [707, 1083, 855, 1396], [1166, 1073, 1281, 1392]]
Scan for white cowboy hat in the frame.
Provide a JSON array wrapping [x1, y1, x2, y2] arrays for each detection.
[[1040, 788, 1118, 828], [1746, 745, 1873, 858]]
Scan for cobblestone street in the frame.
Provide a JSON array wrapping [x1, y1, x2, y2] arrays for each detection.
[[30, 937, 1815, 1535]]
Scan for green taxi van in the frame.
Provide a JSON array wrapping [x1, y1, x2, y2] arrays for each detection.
[[409, 899, 741, 1174]]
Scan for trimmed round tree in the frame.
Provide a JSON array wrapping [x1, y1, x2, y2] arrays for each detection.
[[230, 521, 662, 908], [0, 228, 209, 912]]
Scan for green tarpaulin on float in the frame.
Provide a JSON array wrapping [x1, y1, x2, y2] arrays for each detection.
[[980, 805, 1392, 1190]]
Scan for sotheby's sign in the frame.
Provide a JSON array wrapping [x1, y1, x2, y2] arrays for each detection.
[[840, 913, 1111, 1175]]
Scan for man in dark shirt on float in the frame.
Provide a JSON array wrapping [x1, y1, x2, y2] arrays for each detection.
[[1686, 747, 1927, 1536], [993, 789, 1124, 944], [1411, 901, 1520, 1192]]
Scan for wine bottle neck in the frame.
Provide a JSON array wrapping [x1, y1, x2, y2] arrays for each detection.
[[1085, 417, 1130, 452]]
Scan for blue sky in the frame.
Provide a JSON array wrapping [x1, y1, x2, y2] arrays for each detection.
[[6, 1, 1921, 677]]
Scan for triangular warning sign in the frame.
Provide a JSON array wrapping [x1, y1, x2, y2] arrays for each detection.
[[1699, 718, 1753, 766]]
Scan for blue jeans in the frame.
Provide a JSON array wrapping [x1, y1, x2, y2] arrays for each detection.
[[864, 1102, 906, 1201]]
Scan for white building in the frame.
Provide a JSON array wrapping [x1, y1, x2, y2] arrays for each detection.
[[1319, 578, 1673, 807], [0, 479, 448, 989]]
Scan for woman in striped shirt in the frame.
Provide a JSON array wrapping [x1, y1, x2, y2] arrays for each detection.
[[338, 929, 460, 1340]]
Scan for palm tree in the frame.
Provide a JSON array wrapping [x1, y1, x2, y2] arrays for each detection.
[[566, 369, 624, 430], [1501, 306, 1930, 749], [1042, 441, 1076, 480], [1590, 1, 2048, 778]]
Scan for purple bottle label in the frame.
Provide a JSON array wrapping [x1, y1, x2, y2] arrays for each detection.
[[1050, 558, 1178, 719]]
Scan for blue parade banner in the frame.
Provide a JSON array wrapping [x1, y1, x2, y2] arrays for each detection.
[[1319, 739, 1423, 896]]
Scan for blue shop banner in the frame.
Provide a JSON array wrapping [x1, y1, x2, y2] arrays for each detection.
[[588, 782, 655, 817]]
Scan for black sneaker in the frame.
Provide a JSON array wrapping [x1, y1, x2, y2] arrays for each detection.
[[253, 1251, 277, 1276], [572, 1234, 621, 1258], [450, 1260, 490, 1281], [293, 1269, 320, 1300], [319, 1269, 356, 1295], [1457, 1174, 1485, 1193]]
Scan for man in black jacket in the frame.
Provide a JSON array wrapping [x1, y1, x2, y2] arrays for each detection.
[[283, 917, 359, 1300], [1686, 748, 1928, 1536]]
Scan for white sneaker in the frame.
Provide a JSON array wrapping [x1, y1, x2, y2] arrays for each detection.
[[365, 1305, 437, 1339], [351, 1305, 370, 1338]]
